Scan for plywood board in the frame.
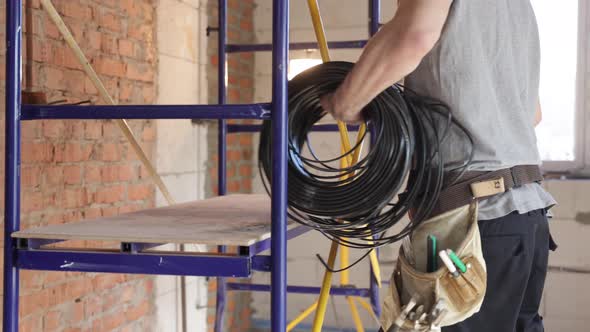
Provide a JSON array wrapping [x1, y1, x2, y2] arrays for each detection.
[[13, 194, 295, 246]]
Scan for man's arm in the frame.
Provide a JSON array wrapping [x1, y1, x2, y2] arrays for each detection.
[[322, 0, 453, 123]]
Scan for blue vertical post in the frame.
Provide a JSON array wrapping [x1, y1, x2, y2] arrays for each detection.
[[368, 0, 382, 319], [3, 1, 22, 332], [271, 0, 289, 330], [369, 0, 380, 36], [215, 0, 228, 331]]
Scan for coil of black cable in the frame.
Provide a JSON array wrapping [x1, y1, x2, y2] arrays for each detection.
[[258, 61, 473, 250]]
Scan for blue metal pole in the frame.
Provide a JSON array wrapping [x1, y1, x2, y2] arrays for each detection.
[[369, 0, 381, 36], [4, 1, 22, 331], [21, 103, 272, 120], [226, 40, 368, 53], [368, 0, 382, 318], [271, 0, 289, 330], [215, 0, 228, 331]]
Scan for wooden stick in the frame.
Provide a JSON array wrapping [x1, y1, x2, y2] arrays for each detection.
[[40, 0, 175, 206]]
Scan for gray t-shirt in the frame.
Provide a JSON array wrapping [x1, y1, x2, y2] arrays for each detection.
[[405, 0, 556, 220]]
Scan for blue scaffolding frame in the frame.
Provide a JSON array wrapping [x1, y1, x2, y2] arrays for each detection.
[[3, 1, 381, 331]]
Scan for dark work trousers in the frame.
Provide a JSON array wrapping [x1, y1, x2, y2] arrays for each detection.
[[443, 209, 557, 332]]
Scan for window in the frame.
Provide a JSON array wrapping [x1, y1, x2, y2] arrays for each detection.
[[288, 58, 322, 80], [531, 0, 588, 172]]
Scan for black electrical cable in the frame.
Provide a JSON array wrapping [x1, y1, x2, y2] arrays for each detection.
[[258, 61, 474, 251]]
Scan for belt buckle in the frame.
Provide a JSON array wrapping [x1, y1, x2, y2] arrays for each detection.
[[469, 177, 506, 199]]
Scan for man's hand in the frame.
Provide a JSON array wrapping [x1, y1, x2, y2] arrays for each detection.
[[320, 93, 363, 124], [322, 0, 452, 123]]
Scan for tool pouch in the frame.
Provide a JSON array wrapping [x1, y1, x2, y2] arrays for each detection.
[[381, 203, 487, 331]]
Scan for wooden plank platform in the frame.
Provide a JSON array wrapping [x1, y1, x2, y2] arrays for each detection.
[[13, 194, 295, 247]]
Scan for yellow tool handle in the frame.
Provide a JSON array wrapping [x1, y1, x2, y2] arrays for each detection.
[[306, 0, 380, 286], [287, 301, 319, 332], [306, 1, 382, 331], [312, 241, 339, 332]]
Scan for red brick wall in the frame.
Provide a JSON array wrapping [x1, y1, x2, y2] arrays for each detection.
[[205, 0, 256, 330], [1, 0, 158, 331]]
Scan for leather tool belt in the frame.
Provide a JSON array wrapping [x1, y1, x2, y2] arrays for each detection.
[[430, 165, 544, 217]]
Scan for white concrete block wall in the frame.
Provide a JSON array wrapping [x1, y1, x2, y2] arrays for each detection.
[[251, 1, 590, 331], [155, 1, 210, 331]]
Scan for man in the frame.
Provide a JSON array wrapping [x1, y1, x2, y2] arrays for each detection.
[[321, 1, 557, 331]]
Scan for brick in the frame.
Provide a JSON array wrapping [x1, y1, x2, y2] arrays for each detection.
[[43, 310, 61, 331], [84, 121, 102, 139], [63, 1, 91, 20], [227, 150, 241, 161], [54, 143, 93, 162], [63, 70, 86, 94], [94, 57, 126, 78], [240, 20, 253, 31], [42, 14, 61, 40], [32, 39, 51, 62], [119, 0, 139, 17], [120, 283, 136, 303], [142, 85, 155, 103], [99, 11, 122, 32], [210, 55, 219, 66], [239, 77, 253, 89], [21, 142, 54, 163], [84, 208, 102, 219], [101, 33, 118, 55], [87, 30, 102, 50], [84, 77, 98, 95], [228, 87, 240, 101], [100, 143, 121, 161], [84, 165, 101, 184], [63, 49, 84, 70], [21, 270, 45, 291], [20, 289, 50, 316], [141, 125, 155, 142], [239, 165, 252, 177], [63, 165, 82, 185], [101, 165, 121, 183], [21, 166, 41, 187], [96, 311, 126, 331], [119, 39, 135, 57], [128, 184, 152, 201], [20, 315, 43, 332], [22, 122, 40, 139], [239, 134, 253, 145], [140, 3, 154, 21], [240, 179, 252, 192], [119, 80, 134, 101], [95, 185, 124, 204], [102, 121, 120, 139], [126, 62, 154, 82], [128, 22, 153, 41], [45, 166, 64, 186], [228, 181, 240, 192], [65, 278, 93, 301], [44, 213, 65, 226], [118, 204, 141, 214], [43, 66, 65, 90], [62, 188, 87, 208], [63, 17, 84, 41], [68, 300, 85, 325], [118, 165, 136, 181], [84, 295, 102, 318], [126, 300, 150, 321]]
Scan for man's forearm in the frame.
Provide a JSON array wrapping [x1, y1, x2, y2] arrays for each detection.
[[332, 0, 452, 117]]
